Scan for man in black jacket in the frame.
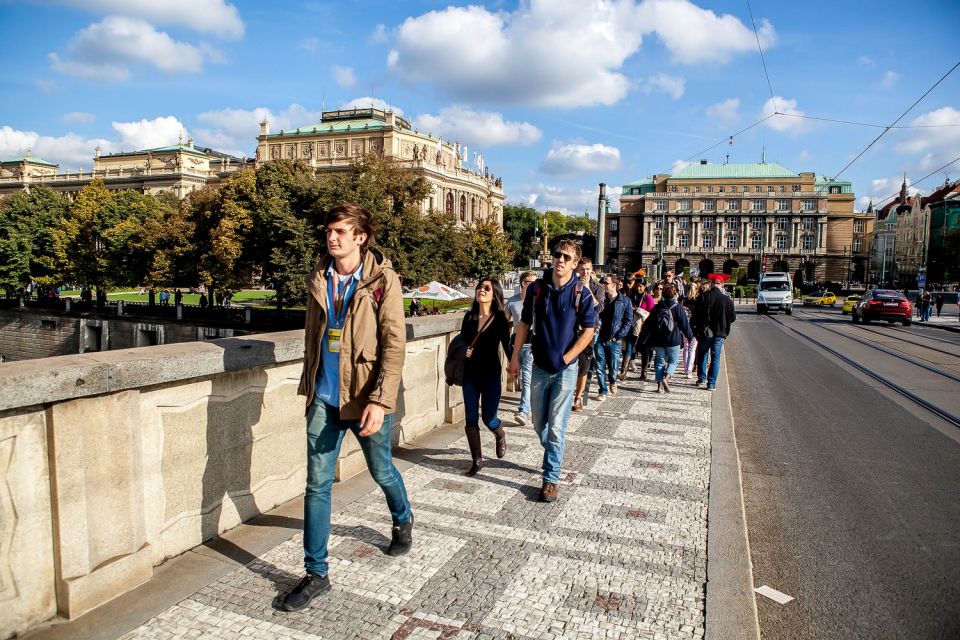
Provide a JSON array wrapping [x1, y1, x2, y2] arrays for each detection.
[[690, 279, 736, 391]]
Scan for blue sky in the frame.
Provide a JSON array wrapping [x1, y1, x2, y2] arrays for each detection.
[[2, 0, 959, 215]]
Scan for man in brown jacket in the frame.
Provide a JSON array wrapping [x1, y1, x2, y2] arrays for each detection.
[[282, 203, 412, 612]]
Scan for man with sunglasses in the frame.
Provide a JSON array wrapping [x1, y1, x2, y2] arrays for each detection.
[[504, 271, 538, 425], [508, 241, 596, 503]]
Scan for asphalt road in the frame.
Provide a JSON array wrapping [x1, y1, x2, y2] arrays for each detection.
[[725, 307, 960, 640]]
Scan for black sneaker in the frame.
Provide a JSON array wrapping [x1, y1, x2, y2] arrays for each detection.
[[281, 572, 330, 611], [387, 514, 414, 556]]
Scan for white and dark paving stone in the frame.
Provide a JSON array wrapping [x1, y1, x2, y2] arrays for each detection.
[[121, 374, 712, 640]]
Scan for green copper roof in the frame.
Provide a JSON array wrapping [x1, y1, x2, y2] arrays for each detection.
[[671, 162, 799, 179], [267, 119, 388, 137], [103, 144, 209, 158], [622, 178, 655, 187], [2, 155, 57, 166]]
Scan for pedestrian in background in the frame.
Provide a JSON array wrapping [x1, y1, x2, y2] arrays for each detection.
[[458, 277, 511, 476], [934, 290, 944, 317], [640, 283, 692, 393], [691, 278, 736, 391], [505, 271, 538, 425], [508, 241, 597, 502], [594, 275, 632, 401], [681, 280, 701, 379], [571, 258, 603, 412], [919, 291, 932, 322], [637, 281, 664, 381]]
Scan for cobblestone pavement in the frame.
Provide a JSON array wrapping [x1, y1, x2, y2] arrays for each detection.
[[122, 373, 712, 640]]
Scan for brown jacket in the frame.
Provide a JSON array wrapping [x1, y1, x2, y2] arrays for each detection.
[[297, 248, 406, 418]]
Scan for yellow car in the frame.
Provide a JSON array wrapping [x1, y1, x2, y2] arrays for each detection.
[[801, 290, 838, 307], [841, 294, 861, 314]]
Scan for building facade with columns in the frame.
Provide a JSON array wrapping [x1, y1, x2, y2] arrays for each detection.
[[0, 140, 248, 199], [255, 108, 505, 226], [605, 160, 871, 284]]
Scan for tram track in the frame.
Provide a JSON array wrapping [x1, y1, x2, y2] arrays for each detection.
[[789, 310, 960, 383], [764, 313, 960, 429]]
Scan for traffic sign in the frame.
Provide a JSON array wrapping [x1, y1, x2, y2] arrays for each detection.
[[917, 273, 926, 286]]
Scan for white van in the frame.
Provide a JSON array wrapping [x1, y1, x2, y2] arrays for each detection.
[[757, 272, 793, 315]]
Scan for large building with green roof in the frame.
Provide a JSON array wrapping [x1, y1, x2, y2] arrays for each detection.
[[605, 159, 870, 284], [255, 108, 505, 226]]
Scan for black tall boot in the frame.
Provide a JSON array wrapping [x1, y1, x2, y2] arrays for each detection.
[[492, 426, 507, 458], [464, 425, 483, 476]]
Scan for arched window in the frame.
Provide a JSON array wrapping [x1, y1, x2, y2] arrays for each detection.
[[460, 195, 467, 222], [445, 192, 454, 216]]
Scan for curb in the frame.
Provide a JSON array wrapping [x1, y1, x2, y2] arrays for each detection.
[[705, 357, 760, 640]]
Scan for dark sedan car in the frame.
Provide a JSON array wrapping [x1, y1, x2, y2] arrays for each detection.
[[852, 289, 912, 325]]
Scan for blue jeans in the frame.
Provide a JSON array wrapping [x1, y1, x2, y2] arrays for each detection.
[[696, 336, 726, 388], [922, 305, 932, 322], [517, 344, 533, 416], [594, 339, 622, 394], [304, 401, 412, 576], [463, 371, 503, 430], [530, 364, 578, 483], [654, 345, 681, 381]]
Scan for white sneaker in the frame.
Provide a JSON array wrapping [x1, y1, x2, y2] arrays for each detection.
[[514, 412, 528, 426]]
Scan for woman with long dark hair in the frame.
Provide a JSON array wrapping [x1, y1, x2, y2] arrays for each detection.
[[459, 277, 511, 476]]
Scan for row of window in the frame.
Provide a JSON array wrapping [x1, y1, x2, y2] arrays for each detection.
[[435, 192, 480, 222], [651, 216, 819, 230], [627, 185, 843, 196], [655, 199, 821, 212], [649, 233, 819, 250]]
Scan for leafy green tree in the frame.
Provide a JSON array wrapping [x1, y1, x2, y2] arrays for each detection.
[[466, 219, 514, 280], [543, 210, 568, 237], [502, 203, 540, 267], [566, 214, 595, 235], [54, 179, 120, 291], [0, 187, 68, 291]]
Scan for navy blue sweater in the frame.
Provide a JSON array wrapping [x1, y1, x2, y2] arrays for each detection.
[[521, 270, 597, 373]]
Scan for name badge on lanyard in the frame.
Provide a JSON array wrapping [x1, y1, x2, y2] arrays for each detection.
[[327, 270, 355, 354]]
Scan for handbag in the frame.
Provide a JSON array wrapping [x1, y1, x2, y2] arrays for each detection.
[[632, 306, 650, 336], [444, 315, 493, 386]]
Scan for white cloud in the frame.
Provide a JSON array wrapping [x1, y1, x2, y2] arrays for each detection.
[[387, 0, 773, 108], [670, 159, 691, 172], [332, 65, 357, 88], [338, 97, 403, 114], [639, 73, 685, 99], [706, 97, 740, 123], [111, 116, 188, 150], [371, 24, 388, 43], [35, 80, 58, 93], [798, 149, 813, 163], [858, 55, 875, 67], [513, 183, 603, 215], [195, 104, 324, 156], [541, 143, 622, 175], [880, 70, 899, 88], [0, 125, 113, 168], [299, 37, 321, 52], [635, 0, 775, 65], [415, 106, 541, 147], [53, 0, 244, 39], [760, 96, 812, 136], [62, 112, 96, 123], [893, 106, 960, 170], [49, 16, 214, 82]]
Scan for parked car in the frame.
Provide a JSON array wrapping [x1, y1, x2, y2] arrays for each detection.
[[851, 289, 912, 326], [841, 295, 861, 314], [802, 290, 838, 307]]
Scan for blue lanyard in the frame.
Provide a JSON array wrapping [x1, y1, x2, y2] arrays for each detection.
[[326, 272, 358, 328]]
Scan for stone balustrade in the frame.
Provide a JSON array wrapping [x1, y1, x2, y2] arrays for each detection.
[[0, 314, 465, 637]]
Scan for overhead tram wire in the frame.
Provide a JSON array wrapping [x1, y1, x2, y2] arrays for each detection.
[[776, 113, 960, 129], [816, 59, 960, 193], [746, 0, 777, 113], [656, 113, 777, 176]]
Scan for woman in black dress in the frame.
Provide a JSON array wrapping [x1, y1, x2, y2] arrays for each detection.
[[459, 277, 511, 476]]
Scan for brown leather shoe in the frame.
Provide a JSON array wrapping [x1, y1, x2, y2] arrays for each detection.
[[540, 481, 558, 502], [572, 397, 584, 412], [492, 427, 507, 458]]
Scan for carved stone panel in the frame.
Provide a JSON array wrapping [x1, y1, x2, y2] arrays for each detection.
[[402, 142, 413, 158], [270, 145, 280, 160], [285, 144, 296, 159], [301, 142, 313, 158], [318, 141, 329, 158], [370, 138, 383, 156], [351, 140, 364, 157], [335, 140, 346, 158]]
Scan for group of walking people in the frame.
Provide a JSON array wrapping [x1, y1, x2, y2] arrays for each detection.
[[280, 202, 734, 613]]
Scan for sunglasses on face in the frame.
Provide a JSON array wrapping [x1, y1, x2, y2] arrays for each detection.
[[603, 281, 615, 286], [552, 251, 575, 262], [476, 284, 493, 292], [523, 279, 536, 285]]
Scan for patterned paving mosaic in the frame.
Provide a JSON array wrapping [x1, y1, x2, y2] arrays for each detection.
[[121, 373, 712, 640]]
